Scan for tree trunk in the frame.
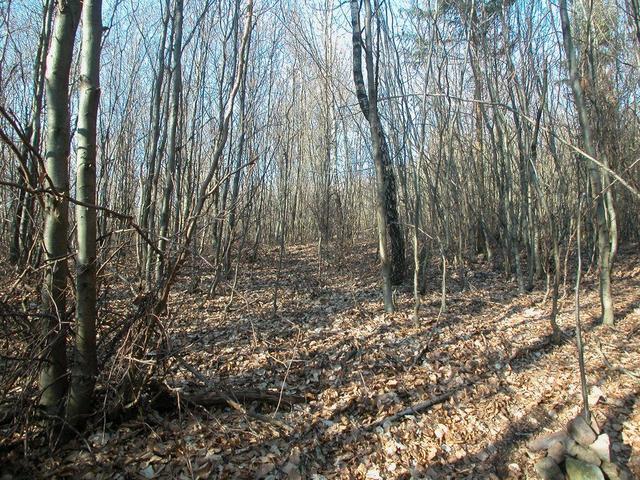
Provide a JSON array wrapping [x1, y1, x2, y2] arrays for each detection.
[[139, 0, 170, 285], [155, 0, 184, 283], [66, 0, 101, 427], [157, 0, 253, 306], [350, 0, 405, 311], [559, 0, 614, 325], [10, 0, 53, 266], [40, 0, 82, 414]]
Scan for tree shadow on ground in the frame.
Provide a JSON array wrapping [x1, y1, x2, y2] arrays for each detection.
[[5, 242, 639, 478], [426, 388, 638, 479]]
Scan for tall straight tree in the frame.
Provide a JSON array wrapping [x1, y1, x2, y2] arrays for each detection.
[[350, 0, 406, 311], [157, 0, 254, 305], [139, 0, 171, 286], [66, 0, 102, 426], [156, 0, 184, 283], [9, 0, 54, 266], [40, 0, 82, 414], [559, 0, 615, 325]]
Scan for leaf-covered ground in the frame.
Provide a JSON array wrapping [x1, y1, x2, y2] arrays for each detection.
[[2, 243, 640, 479]]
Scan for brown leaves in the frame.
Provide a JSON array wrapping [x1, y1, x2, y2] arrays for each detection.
[[3, 243, 640, 479]]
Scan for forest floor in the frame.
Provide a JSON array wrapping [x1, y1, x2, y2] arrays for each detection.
[[2, 242, 640, 479]]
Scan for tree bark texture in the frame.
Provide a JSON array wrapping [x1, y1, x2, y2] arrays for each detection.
[[66, 0, 102, 426], [40, 0, 82, 414]]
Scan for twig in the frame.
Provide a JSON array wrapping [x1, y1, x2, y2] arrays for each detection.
[[597, 340, 640, 382], [170, 352, 302, 428], [223, 396, 291, 432], [0, 180, 162, 257], [274, 326, 301, 416], [364, 385, 466, 431]]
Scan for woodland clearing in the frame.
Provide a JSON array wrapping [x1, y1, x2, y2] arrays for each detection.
[[1, 242, 638, 479]]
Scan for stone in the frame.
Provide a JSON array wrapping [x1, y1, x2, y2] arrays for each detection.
[[567, 438, 602, 466], [528, 431, 568, 452], [588, 386, 604, 408], [568, 416, 597, 446], [600, 461, 630, 480], [589, 434, 610, 463], [534, 457, 565, 480], [565, 457, 604, 480], [507, 463, 521, 476], [548, 440, 567, 463]]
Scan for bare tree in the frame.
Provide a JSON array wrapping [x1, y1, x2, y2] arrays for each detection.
[[560, 0, 615, 325], [9, 0, 53, 266], [66, 0, 102, 426], [155, 0, 185, 284], [350, 0, 406, 311], [39, 0, 82, 415]]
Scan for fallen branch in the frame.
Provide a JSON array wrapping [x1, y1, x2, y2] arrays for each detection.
[[167, 352, 304, 431], [185, 389, 303, 409], [597, 340, 640, 382], [190, 394, 292, 431], [364, 385, 466, 431], [151, 379, 297, 431]]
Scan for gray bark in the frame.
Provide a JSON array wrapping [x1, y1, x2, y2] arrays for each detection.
[[40, 0, 82, 414], [158, 0, 253, 306], [350, 0, 407, 311], [10, 0, 53, 266], [156, 0, 184, 283], [139, 0, 171, 285], [66, 0, 102, 426], [559, 0, 614, 325]]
